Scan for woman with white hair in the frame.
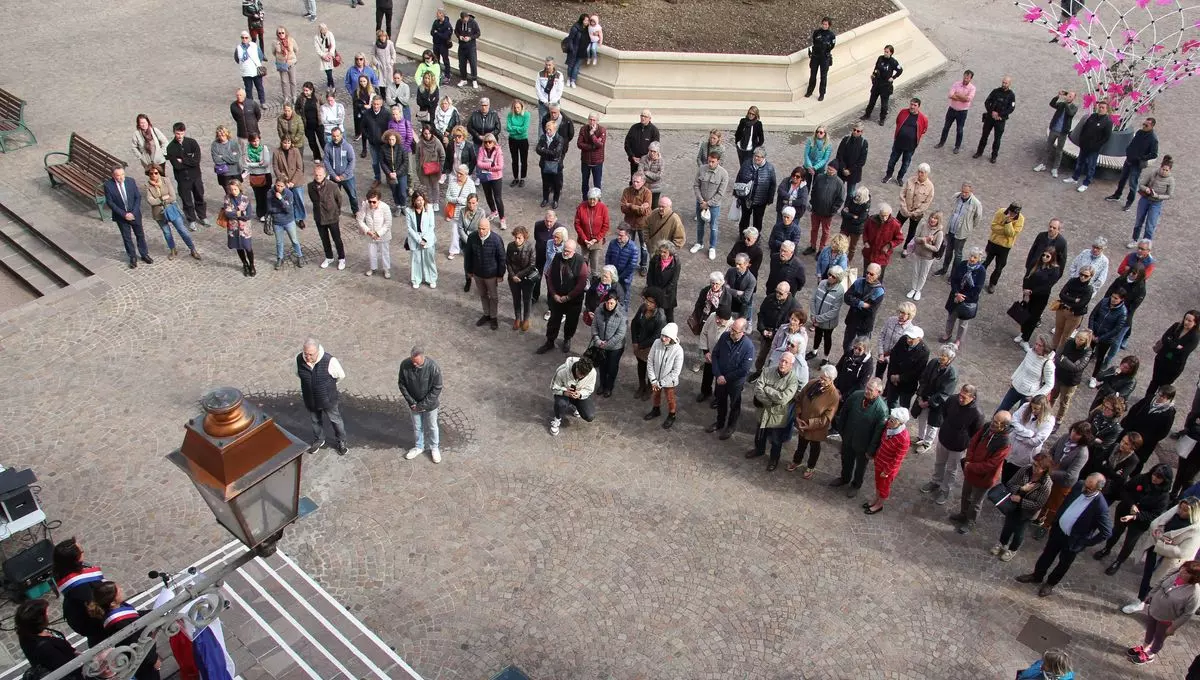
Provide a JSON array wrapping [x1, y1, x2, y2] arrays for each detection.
[[940, 245, 987, 348], [898, 162, 935, 254], [638, 141, 665, 208], [792, 364, 841, 478], [541, 225, 569, 320], [746, 351, 801, 471], [808, 265, 846, 361], [443, 164, 476, 257], [691, 271, 733, 326], [875, 301, 917, 378], [911, 343, 959, 452], [768, 205, 802, 257], [584, 264, 623, 325], [865, 407, 912, 514], [840, 185, 871, 256], [906, 210, 945, 301]]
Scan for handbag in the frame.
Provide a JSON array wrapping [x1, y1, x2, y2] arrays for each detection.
[[733, 181, 752, 198], [333, 51, 343, 67], [216, 210, 230, 229], [985, 483, 1009, 506], [214, 163, 230, 175], [582, 310, 595, 326], [686, 312, 703, 336], [543, 159, 561, 174], [421, 160, 441, 175], [275, 60, 290, 72], [524, 267, 541, 282], [444, 202, 457, 219], [249, 174, 269, 188], [955, 301, 978, 320], [1048, 299, 1064, 311], [1006, 300, 1032, 325], [263, 214, 275, 236], [164, 202, 184, 223], [256, 65, 267, 77]]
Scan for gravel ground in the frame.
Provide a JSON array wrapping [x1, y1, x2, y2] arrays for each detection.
[[471, 0, 897, 55]]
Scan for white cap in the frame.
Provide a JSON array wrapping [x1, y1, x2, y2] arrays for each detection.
[[903, 326, 924, 340]]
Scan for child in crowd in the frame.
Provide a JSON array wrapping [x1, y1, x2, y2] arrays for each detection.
[[587, 15, 603, 65]]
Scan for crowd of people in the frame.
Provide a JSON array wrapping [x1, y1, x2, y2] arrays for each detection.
[[67, 2, 1200, 676]]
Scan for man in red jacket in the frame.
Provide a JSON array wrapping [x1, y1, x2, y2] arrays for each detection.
[[882, 98, 929, 186], [861, 203, 905, 280], [575, 188, 611, 272], [949, 409, 1012, 534], [577, 113, 607, 200]]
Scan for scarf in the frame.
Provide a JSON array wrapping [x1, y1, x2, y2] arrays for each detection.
[[886, 424, 906, 437], [247, 144, 262, 163], [375, 38, 388, 50], [804, 381, 827, 401], [434, 106, 456, 133], [280, 36, 292, 59], [659, 255, 673, 270], [141, 126, 155, 152], [240, 43, 251, 62], [705, 286, 722, 309], [1149, 399, 1175, 414]]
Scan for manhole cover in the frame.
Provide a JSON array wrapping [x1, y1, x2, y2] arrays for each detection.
[[1017, 614, 1072, 652]]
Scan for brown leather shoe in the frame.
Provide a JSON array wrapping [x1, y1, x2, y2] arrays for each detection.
[[513, 319, 521, 330], [521, 319, 531, 332]]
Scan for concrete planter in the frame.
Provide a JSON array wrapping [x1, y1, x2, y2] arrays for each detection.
[[394, 0, 946, 130]]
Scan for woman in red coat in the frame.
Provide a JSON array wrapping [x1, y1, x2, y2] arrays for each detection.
[[866, 406, 912, 514], [862, 202, 904, 279]]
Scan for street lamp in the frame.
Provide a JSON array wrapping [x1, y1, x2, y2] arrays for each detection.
[[166, 387, 307, 554], [41, 387, 309, 680]]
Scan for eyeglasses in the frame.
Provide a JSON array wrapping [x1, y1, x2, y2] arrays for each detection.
[[791, 174, 802, 180], [1080, 273, 1093, 278], [816, 130, 826, 135], [368, 199, 379, 205]]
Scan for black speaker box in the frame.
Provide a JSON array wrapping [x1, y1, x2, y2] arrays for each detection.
[[3, 539, 54, 590]]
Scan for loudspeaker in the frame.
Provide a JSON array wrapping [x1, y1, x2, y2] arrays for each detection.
[[3, 539, 53, 591], [0, 487, 37, 523]]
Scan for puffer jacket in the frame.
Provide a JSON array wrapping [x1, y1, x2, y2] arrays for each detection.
[[631, 305, 667, 353], [735, 159, 777, 207], [839, 198, 870, 235], [872, 427, 911, 478], [808, 173, 845, 217], [810, 279, 845, 330], [1053, 339, 1094, 388], [1088, 298, 1128, 344], [590, 303, 627, 349], [862, 213, 904, 266], [754, 364, 800, 430], [646, 325, 684, 388]]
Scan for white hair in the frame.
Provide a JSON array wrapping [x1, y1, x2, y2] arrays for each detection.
[[917, 163, 931, 174], [782, 206, 796, 218], [878, 202, 893, 215], [820, 364, 838, 380]]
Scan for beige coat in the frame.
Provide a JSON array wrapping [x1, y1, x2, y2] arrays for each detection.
[[899, 176, 934, 218], [644, 208, 685, 250], [1135, 508, 1200, 581]]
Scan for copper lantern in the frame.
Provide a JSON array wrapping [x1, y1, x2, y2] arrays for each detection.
[[167, 387, 306, 553]]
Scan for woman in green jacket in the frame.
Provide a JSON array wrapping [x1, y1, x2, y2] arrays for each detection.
[[507, 100, 531, 187]]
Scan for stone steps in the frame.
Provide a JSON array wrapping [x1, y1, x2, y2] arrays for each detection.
[[0, 201, 92, 299]]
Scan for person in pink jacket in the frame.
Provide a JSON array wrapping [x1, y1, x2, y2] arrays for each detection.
[[474, 133, 507, 229]]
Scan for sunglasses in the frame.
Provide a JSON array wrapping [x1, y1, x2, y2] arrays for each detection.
[[1080, 273, 1093, 278], [368, 199, 379, 205]]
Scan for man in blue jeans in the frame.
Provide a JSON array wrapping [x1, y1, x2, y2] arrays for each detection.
[[692, 150, 729, 259], [1064, 101, 1112, 192], [323, 127, 359, 214], [1131, 157, 1174, 244], [399, 346, 444, 463]]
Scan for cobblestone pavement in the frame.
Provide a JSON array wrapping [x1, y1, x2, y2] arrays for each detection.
[[0, 1, 1198, 678]]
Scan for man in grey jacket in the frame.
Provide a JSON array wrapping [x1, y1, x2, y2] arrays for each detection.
[[398, 346, 445, 463], [933, 182, 983, 277], [692, 150, 730, 259]]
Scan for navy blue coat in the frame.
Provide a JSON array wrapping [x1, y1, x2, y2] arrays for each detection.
[[1055, 481, 1113, 552]]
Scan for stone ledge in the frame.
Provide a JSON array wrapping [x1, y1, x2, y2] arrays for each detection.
[[395, 0, 947, 131]]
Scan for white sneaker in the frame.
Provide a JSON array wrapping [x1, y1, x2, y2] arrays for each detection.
[[1088, 377, 1099, 389], [471, 81, 479, 89], [690, 243, 703, 254], [1077, 184, 1088, 193], [1050, 169, 1059, 178], [989, 543, 1004, 556], [1032, 164, 1046, 172], [383, 270, 391, 279], [429, 282, 436, 289], [404, 447, 423, 460], [1121, 601, 1146, 614], [457, 80, 469, 87], [1126, 240, 1139, 249], [544, 309, 552, 321], [500, 218, 507, 230], [413, 282, 420, 289], [1063, 177, 1077, 184], [691, 362, 701, 373], [999, 549, 1017, 562], [321, 258, 334, 268], [913, 291, 921, 301], [905, 289, 916, 299], [1019, 341, 1031, 352], [431, 448, 442, 463], [447, 253, 456, 260], [549, 417, 561, 435], [337, 259, 346, 270], [708, 248, 716, 260], [1013, 335, 1024, 344], [365, 269, 374, 277]]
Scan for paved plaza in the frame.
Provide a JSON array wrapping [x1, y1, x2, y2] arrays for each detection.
[[1, 1, 1199, 678]]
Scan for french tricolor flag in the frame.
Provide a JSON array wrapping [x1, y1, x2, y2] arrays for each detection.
[[56, 566, 103, 592], [154, 580, 236, 680]]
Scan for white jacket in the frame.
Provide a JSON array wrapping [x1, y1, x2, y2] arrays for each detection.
[[1135, 508, 1200, 582], [647, 330, 685, 388], [1010, 348, 1055, 398], [699, 312, 730, 353], [551, 357, 597, 399], [444, 175, 477, 210], [235, 42, 265, 78], [357, 203, 393, 241], [1007, 402, 1055, 467], [314, 31, 336, 67], [131, 127, 169, 167], [320, 102, 346, 136], [535, 70, 564, 105], [1067, 248, 1109, 294]]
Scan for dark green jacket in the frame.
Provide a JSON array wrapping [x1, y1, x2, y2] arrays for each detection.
[[836, 390, 888, 454]]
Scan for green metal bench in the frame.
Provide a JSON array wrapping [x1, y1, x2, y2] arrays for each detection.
[[44, 133, 126, 220], [0, 88, 36, 153]]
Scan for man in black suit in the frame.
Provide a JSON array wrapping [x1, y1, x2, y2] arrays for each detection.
[[1015, 473, 1112, 597], [102, 167, 152, 268]]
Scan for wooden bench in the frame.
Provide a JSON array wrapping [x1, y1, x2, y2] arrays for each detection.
[[0, 88, 36, 153], [43, 133, 126, 220]]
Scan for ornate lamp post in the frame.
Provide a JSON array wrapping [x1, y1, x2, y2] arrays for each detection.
[[42, 388, 308, 680]]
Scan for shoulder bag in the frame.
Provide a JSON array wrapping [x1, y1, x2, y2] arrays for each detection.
[[686, 312, 703, 336], [1006, 300, 1031, 325]]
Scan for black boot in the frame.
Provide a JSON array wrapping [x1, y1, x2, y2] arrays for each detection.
[[643, 407, 661, 421], [464, 277, 472, 292]]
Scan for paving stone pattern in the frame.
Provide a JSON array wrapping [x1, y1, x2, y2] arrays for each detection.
[[0, 1, 1197, 678]]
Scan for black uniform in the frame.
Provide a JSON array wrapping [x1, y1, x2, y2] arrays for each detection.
[[806, 27, 837, 99], [975, 86, 1016, 160], [863, 54, 904, 123]]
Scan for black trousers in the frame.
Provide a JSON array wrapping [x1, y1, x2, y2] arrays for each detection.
[[546, 298, 582, 343], [376, 8, 393, 37], [1104, 511, 1149, 563], [458, 42, 478, 80], [738, 202, 767, 233], [541, 171, 563, 201], [983, 241, 1010, 287], [811, 327, 834, 356], [305, 126, 324, 162], [840, 443, 869, 487], [714, 378, 745, 429], [807, 59, 830, 97], [508, 138, 529, 179], [433, 44, 452, 80], [976, 116, 1007, 158], [939, 108, 968, 148], [864, 83, 893, 121], [596, 347, 624, 393], [699, 361, 715, 397], [1174, 451, 1200, 498], [900, 213, 923, 248], [793, 438, 821, 467], [1033, 526, 1082, 586], [938, 235, 966, 274], [175, 174, 207, 222], [316, 222, 346, 260], [1020, 292, 1051, 341]]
